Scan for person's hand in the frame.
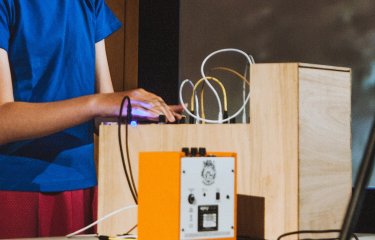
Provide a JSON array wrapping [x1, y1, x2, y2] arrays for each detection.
[[95, 88, 183, 122]]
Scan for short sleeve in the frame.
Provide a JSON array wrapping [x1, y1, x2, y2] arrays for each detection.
[[0, 0, 12, 51], [95, 0, 122, 43]]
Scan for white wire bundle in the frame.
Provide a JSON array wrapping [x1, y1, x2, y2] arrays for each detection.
[[179, 48, 254, 123], [66, 205, 137, 238]]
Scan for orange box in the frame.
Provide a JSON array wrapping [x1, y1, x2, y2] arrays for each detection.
[[138, 151, 237, 240]]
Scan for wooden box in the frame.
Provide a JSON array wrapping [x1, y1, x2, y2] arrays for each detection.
[[97, 63, 352, 239]]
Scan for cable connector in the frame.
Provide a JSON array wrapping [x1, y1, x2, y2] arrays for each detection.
[[223, 111, 229, 124], [189, 110, 195, 124]]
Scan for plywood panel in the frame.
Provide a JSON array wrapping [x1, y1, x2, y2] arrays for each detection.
[[299, 66, 352, 231], [250, 63, 300, 238]]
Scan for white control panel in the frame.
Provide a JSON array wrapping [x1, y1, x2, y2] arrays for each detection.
[[180, 157, 235, 239]]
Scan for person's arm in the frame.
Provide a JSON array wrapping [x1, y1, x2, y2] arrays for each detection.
[[0, 46, 180, 145], [95, 40, 114, 94], [0, 50, 98, 145]]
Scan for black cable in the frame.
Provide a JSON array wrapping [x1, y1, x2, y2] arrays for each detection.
[[340, 115, 375, 240], [118, 96, 138, 204], [119, 224, 138, 236], [277, 229, 358, 240], [124, 98, 138, 199]]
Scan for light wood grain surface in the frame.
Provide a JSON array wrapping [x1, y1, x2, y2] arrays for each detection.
[[299, 65, 352, 231]]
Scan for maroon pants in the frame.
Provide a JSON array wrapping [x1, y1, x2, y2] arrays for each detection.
[[0, 187, 97, 239]]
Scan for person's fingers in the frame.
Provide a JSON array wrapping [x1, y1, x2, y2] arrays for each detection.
[[143, 98, 175, 122], [169, 104, 185, 113], [128, 101, 176, 122], [131, 107, 159, 120], [129, 99, 152, 109], [172, 111, 183, 120], [157, 103, 175, 122], [118, 89, 179, 122]]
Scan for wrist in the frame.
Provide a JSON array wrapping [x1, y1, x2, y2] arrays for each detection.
[[88, 93, 121, 118], [86, 94, 103, 118]]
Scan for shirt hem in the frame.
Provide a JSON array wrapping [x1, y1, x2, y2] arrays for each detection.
[[0, 178, 97, 192]]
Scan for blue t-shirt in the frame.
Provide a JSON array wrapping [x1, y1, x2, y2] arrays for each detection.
[[0, 0, 121, 192]]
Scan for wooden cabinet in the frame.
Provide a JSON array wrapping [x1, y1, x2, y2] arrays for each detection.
[[97, 63, 352, 239]]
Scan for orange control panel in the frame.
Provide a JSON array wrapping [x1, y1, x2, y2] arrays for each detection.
[[138, 149, 237, 240]]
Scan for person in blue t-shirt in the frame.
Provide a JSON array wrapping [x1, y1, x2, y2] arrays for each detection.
[[0, 0, 182, 238]]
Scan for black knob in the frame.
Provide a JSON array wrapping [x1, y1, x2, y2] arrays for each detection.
[[198, 147, 206, 156], [182, 147, 189, 156], [188, 194, 195, 204], [158, 115, 166, 123], [190, 148, 198, 156], [178, 116, 186, 124]]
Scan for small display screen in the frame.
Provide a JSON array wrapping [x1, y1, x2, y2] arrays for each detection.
[[198, 205, 218, 232]]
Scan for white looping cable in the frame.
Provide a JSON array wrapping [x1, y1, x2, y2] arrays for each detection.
[[242, 54, 255, 123], [242, 67, 247, 123], [181, 48, 253, 123], [180, 79, 250, 123], [66, 205, 137, 238]]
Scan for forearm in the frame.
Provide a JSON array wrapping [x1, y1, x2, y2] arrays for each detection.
[[0, 95, 99, 145], [0, 41, 181, 146]]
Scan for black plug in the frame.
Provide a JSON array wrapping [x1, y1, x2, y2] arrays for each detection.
[[223, 111, 229, 124], [189, 111, 195, 124], [158, 115, 166, 123]]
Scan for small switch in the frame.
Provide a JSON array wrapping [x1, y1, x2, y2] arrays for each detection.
[[216, 192, 220, 200]]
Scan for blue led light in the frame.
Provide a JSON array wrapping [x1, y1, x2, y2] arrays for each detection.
[[130, 120, 138, 127]]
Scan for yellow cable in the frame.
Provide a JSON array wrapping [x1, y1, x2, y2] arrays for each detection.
[[190, 76, 228, 113], [211, 66, 250, 85], [200, 87, 206, 123]]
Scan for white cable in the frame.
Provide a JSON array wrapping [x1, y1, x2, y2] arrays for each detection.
[[241, 54, 254, 123], [181, 48, 253, 123], [200, 48, 253, 122], [242, 64, 248, 123], [249, 54, 255, 64], [180, 79, 250, 123], [243, 54, 255, 123], [66, 205, 137, 238]]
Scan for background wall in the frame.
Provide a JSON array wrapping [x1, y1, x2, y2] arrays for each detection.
[[179, 0, 375, 186]]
